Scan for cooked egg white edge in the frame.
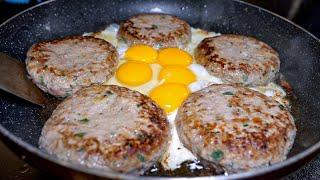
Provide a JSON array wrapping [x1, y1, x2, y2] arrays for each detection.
[[160, 110, 197, 170], [86, 23, 289, 171], [188, 63, 223, 92], [249, 82, 289, 106]]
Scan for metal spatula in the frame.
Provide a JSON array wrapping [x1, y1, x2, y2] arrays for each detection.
[[0, 52, 46, 106]]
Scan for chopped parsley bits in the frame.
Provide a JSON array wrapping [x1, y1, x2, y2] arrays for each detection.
[[65, 91, 72, 97], [74, 132, 86, 138], [243, 123, 249, 127], [151, 24, 158, 29], [105, 91, 113, 96], [211, 149, 224, 161], [39, 76, 45, 86], [137, 154, 145, 162], [222, 91, 234, 96], [78, 147, 85, 152], [137, 134, 146, 141], [119, 37, 127, 43], [279, 104, 285, 110], [243, 74, 248, 82], [79, 118, 89, 124], [123, 154, 128, 160]]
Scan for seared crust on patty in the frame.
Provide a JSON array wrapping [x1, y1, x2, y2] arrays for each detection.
[[26, 36, 118, 98], [118, 13, 191, 48], [195, 35, 280, 86], [39, 85, 170, 174], [175, 84, 296, 173]]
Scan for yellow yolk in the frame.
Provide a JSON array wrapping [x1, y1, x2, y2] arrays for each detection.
[[124, 44, 158, 63], [116, 62, 152, 86], [159, 66, 196, 85], [150, 83, 190, 113], [158, 48, 192, 66]]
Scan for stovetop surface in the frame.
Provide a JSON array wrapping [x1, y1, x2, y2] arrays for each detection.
[[0, 0, 319, 179]]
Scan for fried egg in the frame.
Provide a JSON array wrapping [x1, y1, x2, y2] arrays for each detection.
[[150, 83, 190, 113], [88, 23, 290, 171], [125, 44, 158, 63], [106, 60, 161, 94], [116, 61, 153, 86], [159, 66, 196, 85], [158, 48, 192, 66]]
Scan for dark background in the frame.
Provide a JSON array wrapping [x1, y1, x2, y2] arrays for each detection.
[[246, 0, 320, 38], [0, 0, 319, 179], [1, 0, 319, 38]]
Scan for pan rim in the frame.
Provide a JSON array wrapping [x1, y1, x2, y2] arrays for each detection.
[[0, 0, 319, 179]]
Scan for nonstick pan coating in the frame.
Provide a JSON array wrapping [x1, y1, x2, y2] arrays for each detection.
[[0, 0, 320, 179]]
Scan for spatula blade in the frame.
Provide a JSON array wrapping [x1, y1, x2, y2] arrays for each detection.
[[0, 53, 46, 106]]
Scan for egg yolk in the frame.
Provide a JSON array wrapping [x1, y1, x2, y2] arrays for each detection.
[[159, 66, 196, 85], [158, 48, 192, 66], [150, 83, 190, 113], [116, 62, 152, 86], [125, 44, 158, 63]]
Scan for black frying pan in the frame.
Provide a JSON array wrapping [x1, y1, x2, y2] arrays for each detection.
[[0, 0, 320, 179]]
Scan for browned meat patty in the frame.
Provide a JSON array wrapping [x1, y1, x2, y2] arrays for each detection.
[[39, 85, 170, 174], [175, 84, 296, 173], [118, 13, 191, 48], [194, 35, 280, 86], [26, 36, 118, 98]]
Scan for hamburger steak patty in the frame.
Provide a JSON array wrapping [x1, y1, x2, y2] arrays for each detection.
[[26, 36, 118, 98], [195, 35, 280, 86], [118, 13, 191, 48], [39, 85, 170, 174], [175, 84, 296, 173]]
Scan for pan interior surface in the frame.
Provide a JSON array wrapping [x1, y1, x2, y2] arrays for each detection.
[[0, 0, 319, 178]]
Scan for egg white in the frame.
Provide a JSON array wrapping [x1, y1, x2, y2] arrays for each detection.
[[86, 24, 289, 171]]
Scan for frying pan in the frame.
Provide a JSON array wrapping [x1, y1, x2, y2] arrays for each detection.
[[0, 0, 320, 179]]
